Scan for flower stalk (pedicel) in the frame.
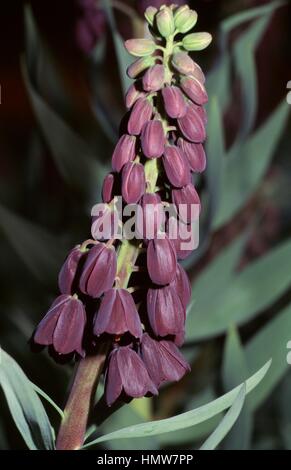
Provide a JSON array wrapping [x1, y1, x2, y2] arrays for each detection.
[[33, 3, 212, 450]]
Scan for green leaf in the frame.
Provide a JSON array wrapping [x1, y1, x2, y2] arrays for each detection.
[[220, 1, 286, 35], [102, 0, 133, 96], [222, 327, 252, 449], [157, 388, 221, 446], [0, 349, 55, 450], [214, 100, 289, 229], [0, 203, 63, 283], [82, 360, 271, 447], [31, 382, 64, 419], [22, 60, 106, 199], [100, 402, 158, 450], [187, 238, 291, 341], [245, 304, 291, 410], [233, 15, 271, 140], [200, 385, 246, 450]]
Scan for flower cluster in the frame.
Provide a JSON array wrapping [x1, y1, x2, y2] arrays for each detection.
[[34, 4, 211, 406]]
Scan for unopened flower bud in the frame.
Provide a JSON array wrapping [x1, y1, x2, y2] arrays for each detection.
[[172, 183, 200, 224], [102, 173, 115, 203], [172, 51, 195, 75], [180, 76, 208, 105], [144, 6, 157, 26], [147, 236, 177, 285], [105, 346, 158, 406], [174, 6, 197, 33], [136, 193, 165, 239], [127, 56, 155, 79], [178, 138, 206, 173], [140, 333, 190, 387], [122, 162, 146, 203], [125, 38, 156, 57], [128, 97, 153, 135], [141, 120, 165, 158], [125, 82, 145, 109], [142, 64, 165, 92], [112, 134, 136, 172], [162, 86, 187, 118], [34, 294, 86, 356], [182, 32, 212, 51], [94, 288, 142, 338], [79, 243, 117, 298], [156, 7, 175, 38], [58, 245, 84, 295], [147, 285, 185, 341], [162, 145, 190, 187], [178, 104, 206, 142]]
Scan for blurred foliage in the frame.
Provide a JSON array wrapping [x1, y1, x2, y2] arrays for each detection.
[[1, 0, 291, 450]]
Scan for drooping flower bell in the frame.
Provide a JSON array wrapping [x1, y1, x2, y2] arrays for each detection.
[[121, 161, 146, 204], [105, 345, 158, 406], [136, 193, 165, 239], [58, 245, 84, 295], [112, 134, 136, 172], [101, 173, 115, 203], [79, 243, 117, 298], [162, 145, 191, 187], [178, 103, 206, 143], [127, 97, 153, 135], [170, 263, 192, 309], [141, 119, 165, 158], [147, 285, 185, 344], [94, 288, 142, 339], [178, 138, 206, 173], [147, 236, 177, 285], [172, 183, 201, 224], [34, 294, 86, 356], [162, 86, 187, 119], [140, 333, 190, 387]]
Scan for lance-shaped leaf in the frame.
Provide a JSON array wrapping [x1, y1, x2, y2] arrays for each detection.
[[186, 238, 291, 341], [0, 349, 55, 450], [200, 385, 246, 450], [82, 360, 270, 447]]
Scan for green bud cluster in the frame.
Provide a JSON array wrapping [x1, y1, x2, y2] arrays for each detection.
[[125, 4, 212, 60]]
